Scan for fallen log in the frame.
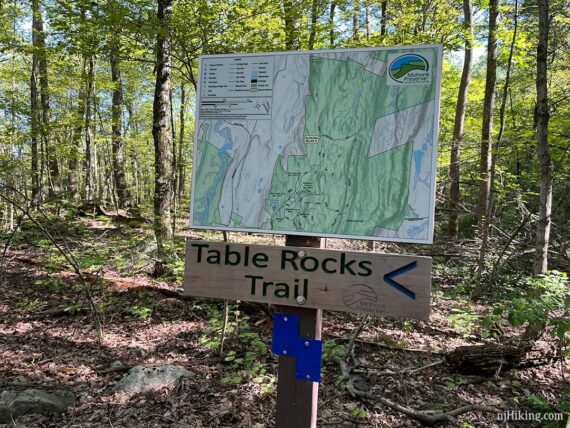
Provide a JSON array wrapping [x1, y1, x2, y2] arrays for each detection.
[[446, 342, 531, 376]]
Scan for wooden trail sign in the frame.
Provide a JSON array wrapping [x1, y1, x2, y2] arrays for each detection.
[[183, 239, 431, 320]]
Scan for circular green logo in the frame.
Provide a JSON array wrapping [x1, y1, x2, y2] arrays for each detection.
[[389, 54, 429, 83]]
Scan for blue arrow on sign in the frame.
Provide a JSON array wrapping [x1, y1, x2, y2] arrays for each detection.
[[383, 261, 417, 300]]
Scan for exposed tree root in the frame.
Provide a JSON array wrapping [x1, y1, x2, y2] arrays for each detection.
[[334, 356, 499, 426]]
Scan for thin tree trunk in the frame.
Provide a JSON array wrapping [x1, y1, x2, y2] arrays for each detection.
[[30, 32, 40, 205], [474, 0, 498, 296], [170, 86, 177, 232], [83, 56, 94, 201], [110, 46, 131, 208], [488, 0, 518, 228], [352, 0, 360, 41], [283, 0, 301, 50], [365, 1, 370, 41], [153, 0, 174, 274], [308, 0, 319, 50], [32, 0, 59, 198], [448, 0, 473, 239], [533, 0, 552, 276], [329, 1, 336, 48], [497, 0, 518, 145], [380, 1, 387, 38], [177, 83, 186, 204], [68, 56, 89, 202]]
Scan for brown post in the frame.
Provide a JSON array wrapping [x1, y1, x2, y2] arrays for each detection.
[[276, 235, 322, 428]]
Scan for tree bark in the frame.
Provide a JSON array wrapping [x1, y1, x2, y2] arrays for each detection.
[[474, 0, 498, 296], [68, 56, 89, 201], [110, 46, 131, 208], [533, 0, 552, 276], [177, 83, 186, 202], [365, 0, 370, 41], [380, 1, 387, 38], [488, 0, 518, 230], [283, 0, 301, 50], [308, 0, 319, 50], [30, 27, 40, 205], [352, 0, 360, 42], [448, 0, 473, 239], [32, 0, 59, 198], [152, 0, 174, 273], [329, 1, 336, 48], [83, 56, 94, 201]]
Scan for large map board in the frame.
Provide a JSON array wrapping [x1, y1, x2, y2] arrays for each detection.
[[190, 45, 443, 243]]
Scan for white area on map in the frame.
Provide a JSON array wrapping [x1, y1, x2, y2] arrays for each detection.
[[317, 51, 387, 76], [368, 101, 434, 157]]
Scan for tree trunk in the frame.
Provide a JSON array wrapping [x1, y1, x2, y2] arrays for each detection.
[[352, 0, 360, 41], [380, 1, 387, 38], [308, 0, 319, 50], [68, 56, 89, 202], [329, 1, 336, 48], [473, 0, 498, 297], [30, 31, 40, 205], [488, 0, 518, 229], [110, 46, 131, 208], [283, 0, 301, 50], [533, 0, 552, 276], [32, 0, 59, 198], [170, 86, 177, 232], [447, 0, 473, 239], [152, 0, 174, 274], [83, 56, 94, 201], [177, 83, 186, 203], [365, 1, 370, 41]]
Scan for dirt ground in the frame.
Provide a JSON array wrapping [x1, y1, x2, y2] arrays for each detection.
[[0, 219, 567, 427]]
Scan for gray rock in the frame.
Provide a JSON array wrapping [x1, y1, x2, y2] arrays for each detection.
[[0, 389, 75, 422], [114, 365, 195, 396]]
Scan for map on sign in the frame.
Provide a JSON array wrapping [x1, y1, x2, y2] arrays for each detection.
[[190, 45, 442, 243]]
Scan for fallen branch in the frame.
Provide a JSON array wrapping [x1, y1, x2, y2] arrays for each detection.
[[334, 357, 499, 426], [327, 333, 445, 354]]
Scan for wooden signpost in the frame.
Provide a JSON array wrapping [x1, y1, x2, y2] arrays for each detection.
[[184, 237, 432, 426]]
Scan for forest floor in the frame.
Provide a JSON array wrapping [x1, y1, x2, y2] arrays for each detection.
[[0, 214, 568, 427]]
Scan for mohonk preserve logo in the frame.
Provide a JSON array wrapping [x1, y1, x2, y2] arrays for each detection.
[[388, 53, 431, 85]]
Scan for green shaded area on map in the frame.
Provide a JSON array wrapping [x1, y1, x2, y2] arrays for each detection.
[[231, 211, 243, 227], [265, 50, 437, 236], [193, 123, 227, 226]]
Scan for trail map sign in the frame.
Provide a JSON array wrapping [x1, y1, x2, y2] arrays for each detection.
[[190, 45, 443, 243], [183, 240, 431, 320]]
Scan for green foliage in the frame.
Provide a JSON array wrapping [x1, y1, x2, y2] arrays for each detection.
[[350, 407, 369, 419], [198, 303, 274, 392], [34, 277, 66, 293], [15, 299, 42, 311], [445, 305, 479, 339], [63, 302, 85, 315], [322, 340, 346, 361], [125, 294, 153, 319], [494, 271, 569, 340]]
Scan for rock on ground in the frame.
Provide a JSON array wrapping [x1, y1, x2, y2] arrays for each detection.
[[0, 389, 75, 422], [114, 365, 195, 396]]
